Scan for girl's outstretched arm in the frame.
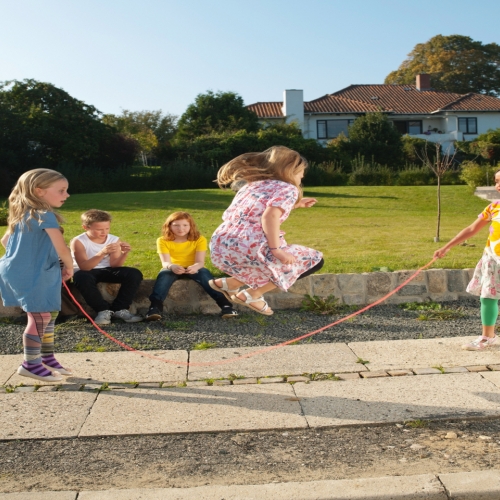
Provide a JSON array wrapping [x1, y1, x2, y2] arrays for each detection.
[[434, 218, 489, 258], [1, 231, 9, 248], [294, 197, 317, 209]]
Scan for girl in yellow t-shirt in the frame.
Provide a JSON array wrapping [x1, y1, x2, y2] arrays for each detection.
[[146, 211, 238, 320], [434, 169, 500, 351]]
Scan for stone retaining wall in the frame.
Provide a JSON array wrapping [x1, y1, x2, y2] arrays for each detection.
[[0, 268, 475, 318]]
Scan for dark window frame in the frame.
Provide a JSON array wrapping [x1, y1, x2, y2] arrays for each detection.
[[392, 120, 423, 135], [458, 117, 477, 134], [317, 119, 354, 139]]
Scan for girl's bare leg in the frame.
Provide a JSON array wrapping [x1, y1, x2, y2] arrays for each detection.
[[213, 277, 245, 290], [483, 325, 496, 338]]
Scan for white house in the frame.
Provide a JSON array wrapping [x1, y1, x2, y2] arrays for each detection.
[[247, 74, 500, 153]]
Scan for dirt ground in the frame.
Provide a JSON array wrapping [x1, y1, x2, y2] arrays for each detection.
[[1, 418, 500, 493]]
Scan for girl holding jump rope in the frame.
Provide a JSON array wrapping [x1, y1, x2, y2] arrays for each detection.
[[0, 169, 73, 381], [434, 169, 500, 351]]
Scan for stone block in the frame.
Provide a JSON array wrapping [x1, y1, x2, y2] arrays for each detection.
[[443, 367, 468, 373], [397, 284, 428, 296], [413, 368, 442, 375], [388, 370, 413, 377], [467, 365, 489, 372], [447, 269, 467, 292], [427, 269, 447, 294], [336, 273, 365, 295], [360, 371, 388, 378], [429, 293, 459, 303], [186, 381, 207, 387], [258, 377, 285, 384], [287, 376, 310, 383], [212, 379, 231, 386], [488, 364, 500, 371], [59, 385, 82, 392], [342, 294, 365, 305], [232, 378, 258, 385], [336, 373, 360, 380], [36, 386, 59, 392], [396, 270, 427, 284], [15, 386, 36, 393], [366, 272, 393, 297], [311, 274, 340, 298], [138, 382, 162, 388], [270, 294, 305, 309], [289, 276, 312, 296], [465, 268, 475, 281]]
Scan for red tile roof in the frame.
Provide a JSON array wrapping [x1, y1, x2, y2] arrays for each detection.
[[247, 85, 500, 117], [246, 102, 283, 118]]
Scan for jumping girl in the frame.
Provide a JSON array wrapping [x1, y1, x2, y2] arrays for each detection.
[[0, 169, 73, 381], [434, 169, 500, 350], [209, 146, 324, 315]]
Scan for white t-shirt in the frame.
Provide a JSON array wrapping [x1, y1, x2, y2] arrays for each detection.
[[71, 233, 119, 271]]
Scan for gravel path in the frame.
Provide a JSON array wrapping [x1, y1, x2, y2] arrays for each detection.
[[0, 298, 481, 355]]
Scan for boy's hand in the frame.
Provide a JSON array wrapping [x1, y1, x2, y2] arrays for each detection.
[[99, 242, 120, 256], [120, 241, 132, 254]]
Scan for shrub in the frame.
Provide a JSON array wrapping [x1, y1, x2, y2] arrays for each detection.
[[459, 161, 498, 191], [305, 161, 349, 186], [0, 201, 8, 226], [396, 165, 433, 186], [348, 156, 394, 186]]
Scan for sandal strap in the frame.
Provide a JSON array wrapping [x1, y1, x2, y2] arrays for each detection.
[[221, 278, 240, 294], [239, 290, 269, 312]]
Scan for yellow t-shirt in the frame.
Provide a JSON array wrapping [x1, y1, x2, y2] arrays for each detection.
[[480, 201, 500, 260], [156, 236, 207, 267]]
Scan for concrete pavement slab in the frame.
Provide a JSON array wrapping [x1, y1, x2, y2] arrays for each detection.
[[79, 383, 306, 437], [0, 391, 97, 440], [479, 370, 500, 389], [5, 350, 188, 386], [0, 355, 21, 386], [77, 474, 446, 499], [0, 494, 77, 500], [439, 470, 500, 499], [349, 337, 500, 372], [188, 344, 366, 380], [293, 372, 500, 427]]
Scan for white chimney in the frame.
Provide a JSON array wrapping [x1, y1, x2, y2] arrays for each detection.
[[283, 90, 304, 131]]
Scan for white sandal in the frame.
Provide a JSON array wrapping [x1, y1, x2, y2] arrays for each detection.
[[208, 278, 240, 301], [231, 290, 273, 316]]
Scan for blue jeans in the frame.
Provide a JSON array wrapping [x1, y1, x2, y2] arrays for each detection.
[[149, 268, 232, 310]]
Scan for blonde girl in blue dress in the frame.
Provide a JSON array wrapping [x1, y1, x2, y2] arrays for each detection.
[[0, 169, 74, 381], [434, 169, 500, 351]]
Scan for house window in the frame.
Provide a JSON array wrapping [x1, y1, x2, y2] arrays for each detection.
[[317, 119, 354, 139], [458, 117, 477, 134], [393, 120, 422, 135]]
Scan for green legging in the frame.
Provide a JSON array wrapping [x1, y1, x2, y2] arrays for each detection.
[[481, 297, 499, 326]]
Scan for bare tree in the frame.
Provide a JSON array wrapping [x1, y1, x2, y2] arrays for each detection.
[[415, 141, 459, 242]]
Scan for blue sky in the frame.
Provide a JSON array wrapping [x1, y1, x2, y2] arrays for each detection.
[[1, 0, 499, 118]]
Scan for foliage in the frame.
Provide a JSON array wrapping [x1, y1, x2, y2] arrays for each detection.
[[300, 294, 345, 315], [192, 341, 217, 350], [396, 165, 434, 186], [0, 202, 8, 226], [399, 301, 442, 311], [384, 34, 500, 96], [103, 110, 177, 165], [459, 161, 499, 191], [457, 128, 500, 164], [400, 301, 465, 320], [401, 136, 437, 165], [176, 90, 260, 140], [347, 113, 404, 168], [0, 79, 136, 184], [347, 156, 395, 185]]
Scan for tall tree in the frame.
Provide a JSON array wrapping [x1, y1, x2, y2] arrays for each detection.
[[348, 112, 403, 168], [385, 35, 500, 96], [103, 110, 177, 165], [176, 91, 260, 140]]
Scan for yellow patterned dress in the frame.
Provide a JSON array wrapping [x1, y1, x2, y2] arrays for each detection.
[[467, 201, 500, 298]]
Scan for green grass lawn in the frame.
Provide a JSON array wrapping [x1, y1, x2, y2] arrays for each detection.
[[0, 185, 491, 279]]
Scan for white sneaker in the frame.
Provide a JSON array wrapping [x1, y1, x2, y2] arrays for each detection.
[[113, 309, 143, 323], [94, 310, 113, 325], [462, 335, 498, 351]]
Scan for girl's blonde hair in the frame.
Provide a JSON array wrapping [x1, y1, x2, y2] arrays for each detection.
[[216, 145, 307, 199], [7, 168, 66, 233], [161, 212, 201, 241]]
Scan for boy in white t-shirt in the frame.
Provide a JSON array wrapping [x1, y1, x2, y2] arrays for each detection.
[[70, 209, 143, 325]]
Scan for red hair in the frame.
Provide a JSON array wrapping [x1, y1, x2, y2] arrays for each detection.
[[161, 212, 200, 241]]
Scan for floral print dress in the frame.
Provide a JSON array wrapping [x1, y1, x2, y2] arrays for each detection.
[[467, 201, 500, 298], [210, 180, 323, 291]]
